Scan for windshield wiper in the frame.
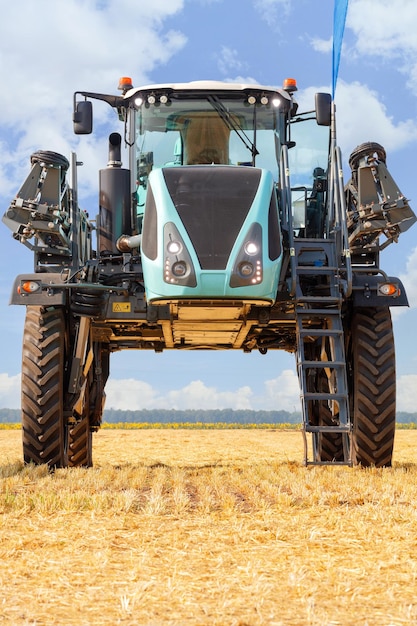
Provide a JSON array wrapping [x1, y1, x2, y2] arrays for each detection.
[[207, 95, 259, 164]]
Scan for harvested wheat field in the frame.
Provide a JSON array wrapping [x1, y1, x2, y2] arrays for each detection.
[[1, 428, 417, 625]]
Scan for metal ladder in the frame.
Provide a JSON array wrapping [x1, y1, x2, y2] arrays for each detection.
[[292, 238, 352, 465]]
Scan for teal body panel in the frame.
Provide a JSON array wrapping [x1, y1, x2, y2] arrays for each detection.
[[141, 165, 283, 304]]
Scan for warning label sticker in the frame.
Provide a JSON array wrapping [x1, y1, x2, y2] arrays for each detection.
[[112, 302, 131, 313]]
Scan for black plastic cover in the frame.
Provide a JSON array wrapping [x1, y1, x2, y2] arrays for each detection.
[[163, 166, 261, 270]]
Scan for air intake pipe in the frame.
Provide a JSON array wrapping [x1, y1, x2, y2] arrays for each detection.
[[98, 133, 131, 254]]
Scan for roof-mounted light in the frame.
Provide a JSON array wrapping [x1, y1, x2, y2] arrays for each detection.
[[283, 77, 298, 92], [246, 94, 270, 106], [118, 76, 134, 92], [146, 93, 171, 106]]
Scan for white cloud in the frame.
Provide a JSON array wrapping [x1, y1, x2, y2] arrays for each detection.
[[311, 1, 417, 99], [0, 369, 300, 412], [0, 0, 187, 199], [105, 378, 254, 410], [1, 368, 415, 414], [223, 76, 261, 86], [347, 0, 417, 57], [253, 0, 291, 27], [335, 81, 417, 156], [310, 36, 333, 54], [85, 370, 417, 414], [166, 380, 253, 410], [0, 373, 21, 409], [347, 0, 417, 95], [399, 247, 417, 310], [217, 46, 248, 76], [104, 370, 301, 412], [263, 369, 301, 412], [296, 82, 417, 161], [397, 374, 417, 412], [105, 378, 157, 411]]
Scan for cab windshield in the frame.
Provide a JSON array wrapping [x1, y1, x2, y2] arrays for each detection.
[[135, 93, 283, 208]]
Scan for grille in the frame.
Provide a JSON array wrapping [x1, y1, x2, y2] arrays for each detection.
[[163, 167, 261, 270]]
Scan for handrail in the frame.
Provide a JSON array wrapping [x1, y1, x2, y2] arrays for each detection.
[[328, 101, 352, 298], [334, 145, 352, 297], [70, 151, 81, 272], [280, 144, 297, 296]]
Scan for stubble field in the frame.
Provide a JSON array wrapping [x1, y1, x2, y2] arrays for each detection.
[[1, 427, 417, 625]]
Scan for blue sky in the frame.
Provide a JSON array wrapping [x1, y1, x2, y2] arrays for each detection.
[[1, 0, 417, 412]]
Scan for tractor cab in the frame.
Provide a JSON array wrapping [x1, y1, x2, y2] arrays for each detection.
[[132, 81, 331, 238], [133, 81, 292, 216]]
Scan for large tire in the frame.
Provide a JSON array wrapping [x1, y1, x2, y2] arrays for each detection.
[[346, 307, 396, 467], [21, 306, 68, 468], [68, 363, 93, 468], [305, 340, 345, 463], [67, 342, 110, 467], [68, 416, 92, 468], [313, 373, 344, 463]]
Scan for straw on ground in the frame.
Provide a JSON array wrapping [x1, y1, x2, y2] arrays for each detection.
[[0, 428, 417, 625]]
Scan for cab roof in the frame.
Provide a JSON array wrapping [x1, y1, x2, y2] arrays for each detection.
[[125, 80, 293, 103]]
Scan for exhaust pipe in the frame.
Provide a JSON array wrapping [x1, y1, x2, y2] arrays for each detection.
[[116, 233, 142, 252], [107, 132, 123, 167], [98, 133, 132, 254]]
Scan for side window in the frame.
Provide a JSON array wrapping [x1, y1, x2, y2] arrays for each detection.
[[136, 130, 182, 216], [288, 117, 329, 236]]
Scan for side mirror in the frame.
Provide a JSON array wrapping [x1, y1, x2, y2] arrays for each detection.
[[73, 100, 93, 135], [315, 93, 332, 127]]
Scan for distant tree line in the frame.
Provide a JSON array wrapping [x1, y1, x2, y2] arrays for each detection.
[[0, 408, 416, 424], [102, 408, 300, 424], [0, 409, 20, 423]]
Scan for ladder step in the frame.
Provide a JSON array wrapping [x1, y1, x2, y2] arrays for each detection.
[[295, 282, 351, 465], [305, 460, 353, 467], [305, 425, 351, 433], [298, 360, 346, 368], [295, 266, 338, 273], [303, 389, 347, 398], [298, 328, 343, 337], [295, 307, 343, 316], [296, 296, 341, 303], [293, 238, 336, 246], [302, 391, 348, 401]]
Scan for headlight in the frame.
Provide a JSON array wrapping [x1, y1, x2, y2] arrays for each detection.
[[167, 240, 183, 255], [172, 261, 188, 277], [230, 223, 263, 288], [238, 262, 254, 277], [244, 242, 258, 256], [163, 222, 197, 287]]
